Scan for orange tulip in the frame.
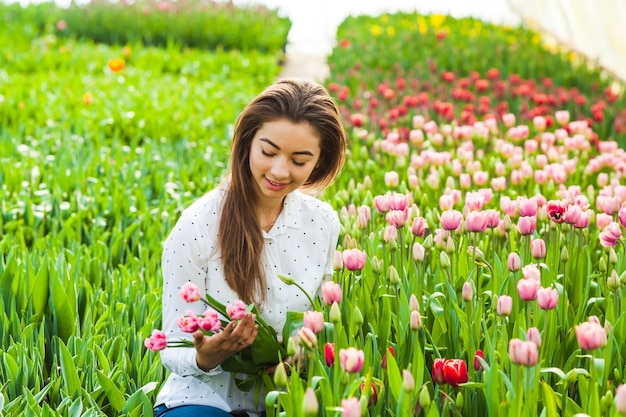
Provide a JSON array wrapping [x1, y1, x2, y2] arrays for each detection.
[[107, 58, 125, 74], [83, 92, 93, 105]]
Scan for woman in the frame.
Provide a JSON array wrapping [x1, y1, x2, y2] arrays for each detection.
[[154, 79, 347, 416]]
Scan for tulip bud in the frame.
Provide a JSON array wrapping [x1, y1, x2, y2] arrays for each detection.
[[507, 252, 521, 272], [353, 306, 364, 325], [273, 362, 288, 388], [609, 248, 618, 266], [298, 327, 318, 349], [419, 385, 431, 408], [446, 236, 455, 253], [303, 387, 319, 417], [601, 389, 613, 412], [287, 336, 297, 356], [456, 392, 464, 409], [503, 214, 513, 232], [462, 281, 473, 302], [277, 273, 295, 285], [608, 269, 621, 291], [409, 294, 420, 312], [413, 242, 425, 261], [440, 251, 451, 269], [560, 245, 569, 263], [599, 257, 607, 273], [423, 234, 433, 249], [613, 384, 626, 414], [329, 301, 341, 323], [402, 369, 415, 392], [333, 250, 344, 270], [387, 265, 400, 285], [371, 256, 384, 273], [410, 310, 422, 330]]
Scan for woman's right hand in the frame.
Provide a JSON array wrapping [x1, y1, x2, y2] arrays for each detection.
[[193, 312, 258, 372]]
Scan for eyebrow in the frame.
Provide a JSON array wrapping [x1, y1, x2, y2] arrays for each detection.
[[260, 138, 315, 156]]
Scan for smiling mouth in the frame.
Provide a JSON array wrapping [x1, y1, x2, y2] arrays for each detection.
[[266, 177, 288, 187]]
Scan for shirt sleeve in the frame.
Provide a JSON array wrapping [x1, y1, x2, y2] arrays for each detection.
[[159, 208, 224, 380]]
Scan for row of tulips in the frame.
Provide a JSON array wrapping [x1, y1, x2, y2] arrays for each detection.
[[328, 12, 626, 148], [255, 97, 626, 416]]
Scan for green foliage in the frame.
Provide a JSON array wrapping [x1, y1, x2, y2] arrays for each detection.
[[0, 0, 291, 53], [0, 9, 283, 415]]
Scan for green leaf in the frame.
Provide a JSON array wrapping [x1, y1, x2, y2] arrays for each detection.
[[385, 348, 402, 402], [29, 259, 49, 317], [540, 382, 559, 417], [57, 338, 81, 397], [96, 370, 126, 412]]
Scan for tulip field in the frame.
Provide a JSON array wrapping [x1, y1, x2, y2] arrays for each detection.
[[2, 2, 626, 417]]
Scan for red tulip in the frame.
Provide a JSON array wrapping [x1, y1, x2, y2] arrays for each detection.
[[432, 358, 447, 385], [442, 359, 468, 387], [324, 342, 335, 366]]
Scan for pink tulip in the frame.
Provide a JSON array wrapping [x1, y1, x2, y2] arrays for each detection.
[[473, 171, 489, 186], [465, 192, 485, 211], [492, 176, 506, 191], [413, 242, 425, 261], [177, 310, 199, 333], [531, 238, 546, 259], [574, 209, 591, 229], [522, 264, 541, 281], [619, 207, 626, 228], [555, 110, 570, 125], [518, 197, 537, 217], [599, 222, 623, 247], [144, 329, 168, 352], [507, 252, 521, 272], [509, 338, 538, 366], [179, 282, 201, 303], [197, 309, 222, 332], [439, 194, 455, 211], [321, 281, 342, 305], [340, 347, 365, 373], [410, 310, 422, 330], [565, 204, 582, 225], [342, 249, 367, 270], [517, 278, 540, 301], [384, 171, 399, 187], [440, 210, 463, 231], [333, 250, 344, 270], [459, 173, 471, 189], [298, 326, 318, 349], [484, 209, 501, 228], [596, 213, 614, 230], [226, 300, 247, 320], [386, 210, 408, 227], [527, 327, 542, 348], [373, 194, 391, 213], [517, 216, 537, 235], [383, 226, 398, 244], [462, 282, 473, 302], [497, 295, 513, 316], [411, 217, 428, 236], [303, 311, 325, 334], [615, 384, 626, 413], [537, 287, 558, 310], [466, 211, 488, 233], [341, 397, 361, 417], [546, 200, 567, 223], [575, 320, 607, 350]]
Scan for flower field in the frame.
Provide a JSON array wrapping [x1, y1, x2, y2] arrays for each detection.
[[2, 3, 626, 417]]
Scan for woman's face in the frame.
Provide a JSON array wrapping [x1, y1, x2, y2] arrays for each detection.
[[249, 118, 321, 204]]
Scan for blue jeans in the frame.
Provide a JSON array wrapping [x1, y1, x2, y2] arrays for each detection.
[[154, 404, 265, 417], [153, 404, 264, 417]]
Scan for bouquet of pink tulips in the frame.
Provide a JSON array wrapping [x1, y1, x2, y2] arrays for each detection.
[[144, 282, 290, 391]]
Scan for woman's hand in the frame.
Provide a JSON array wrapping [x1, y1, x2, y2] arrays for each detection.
[[193, 312, 258, 372]]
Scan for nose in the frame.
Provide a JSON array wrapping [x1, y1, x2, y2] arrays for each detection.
[[269, 156, 289, 180]]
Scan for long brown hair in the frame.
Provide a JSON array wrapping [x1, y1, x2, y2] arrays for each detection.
[[218, 79, 346, 305]]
